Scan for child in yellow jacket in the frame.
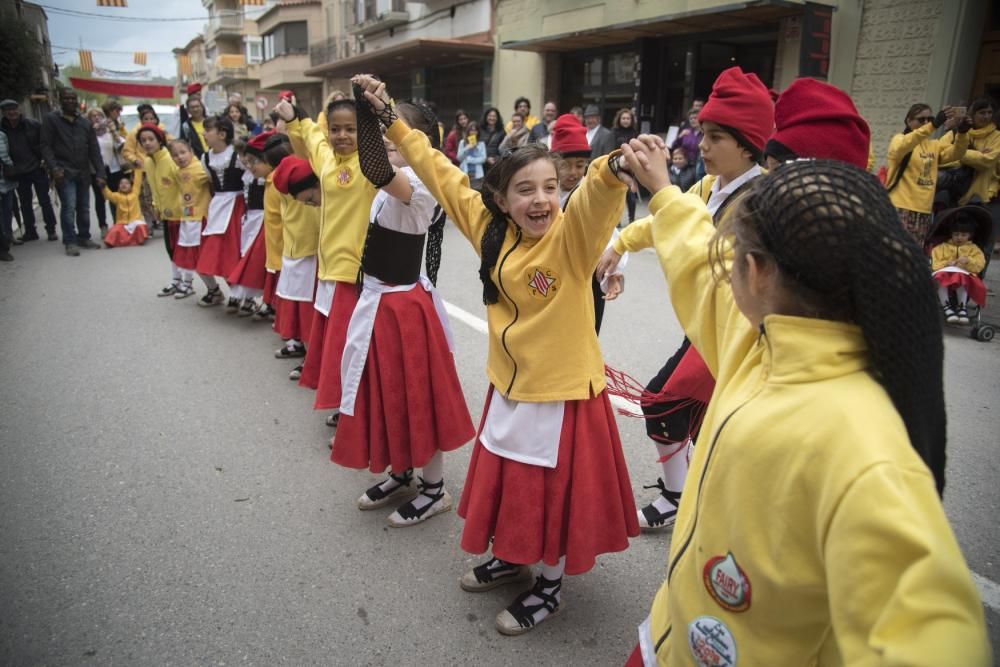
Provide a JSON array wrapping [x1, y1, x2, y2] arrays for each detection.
[[100, 174, 148, 247], [604, 138, 991, 666], [354, 74, 639, 636], [931, 210, 988, 324]]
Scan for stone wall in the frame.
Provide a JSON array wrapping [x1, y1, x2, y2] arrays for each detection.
[[849, 0, 943, 166]]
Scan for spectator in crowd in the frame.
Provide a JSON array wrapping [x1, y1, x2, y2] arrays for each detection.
[[87, 107, 122, 238], [102, 99, 126, 140], [504, 97, 539, 132], [570, 106, 584, 124], [457, 119, 487, 189], [0, 99, 58, 241], [228, 92, 259, 135], [613, 108, 640, 222], [443, 109, 470, 166], [41, 88, 106, 256], [668, 146, 697, 192], [528, 101, 558, 145], [939, 97, 1000, 208], [671, 107, 703, 166], [886, 104, 969, 247], [1, 127, 16, 259], [498, 113, 530, 153], [181, 96, 208, 157], [584, 104, 615, 158], [226, 103, 251, 141], [480, 106, 506, 170], [90, 106, 128, 223], [677, 97, 705, 132]]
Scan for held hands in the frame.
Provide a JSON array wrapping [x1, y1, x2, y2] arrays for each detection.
[[619, 134, 670, 193], [603, 273, 625, 301], [95, 177, 107, 189], [274, 99, 296, 123], [596, 247, 623, 285], [351, 74, 391, 114]]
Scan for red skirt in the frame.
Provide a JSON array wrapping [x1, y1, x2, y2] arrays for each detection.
[[298, 310, 327, 390], [933, 270, 987, 306], [331, 288, 475, 472], [303, 281, 359, 406], [273, 297, 314, 341], [458, 387, 640, 576], [263, 270, 279, 305], [174, 243, 200, 271], [196, 196, 246, 278], [104, 222, 148, 247], [227, 225, 267, 290]]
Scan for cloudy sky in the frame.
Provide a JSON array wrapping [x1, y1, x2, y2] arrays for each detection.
[[44, 0, 265, 79]]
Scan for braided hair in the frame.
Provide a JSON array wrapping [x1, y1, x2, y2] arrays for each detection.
[[478, 143, 555, 304], [710, 160, 948, 494]]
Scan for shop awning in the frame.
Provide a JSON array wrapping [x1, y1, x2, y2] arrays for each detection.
[[500, 1, 817, 52], [305, 37, 494, 78]]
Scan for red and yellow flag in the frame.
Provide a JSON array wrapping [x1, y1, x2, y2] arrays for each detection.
[[133, 51, 147, 66], [241, 0, 265, 5], [79, 50, 94, 72], [97, 0, 128, 6]]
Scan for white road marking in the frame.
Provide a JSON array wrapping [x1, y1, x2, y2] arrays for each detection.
[[443, 299, 1000, 611], [443, 299, 636, 416], [972, 572, 1000, 612]]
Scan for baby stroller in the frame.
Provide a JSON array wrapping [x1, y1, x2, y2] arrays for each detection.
[[926, 205, 996, 342]]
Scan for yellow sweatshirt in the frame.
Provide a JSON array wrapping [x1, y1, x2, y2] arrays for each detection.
[[941, 123, 1000, 204], [931, 239, 987, 274], [389, 118, 626, 401], [886, 123, 968, 213], [173, 161, 211, 222], [279, 190, 320, 259], [617, 183, 991, 666], [263, 173, 284, 271], [143, 147, 182, 220], [101, 186, 141, 225], [286, 117, 376, 283], [504, 114, 540, 132]]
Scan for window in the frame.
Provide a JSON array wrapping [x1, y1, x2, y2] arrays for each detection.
[[245, 36, 262, 64], [262, 21, 308, 60]]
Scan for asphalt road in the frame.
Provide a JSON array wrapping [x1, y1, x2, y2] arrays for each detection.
[[1, 216, 998, 665]]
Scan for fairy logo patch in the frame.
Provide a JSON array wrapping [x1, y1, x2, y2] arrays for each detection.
[[336, 167, 353, 187], [688, 616, 737, 667], [526, 267, 558, 299], [703, 553, 751, 612]]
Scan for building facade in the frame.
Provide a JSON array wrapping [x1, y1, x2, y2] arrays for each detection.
[[305, 0, 494, 129], [255, 0, 325, 117], [494, 0, 994, 168], [5, 0, 57, 119]]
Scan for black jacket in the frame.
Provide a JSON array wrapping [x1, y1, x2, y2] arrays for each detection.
[[180, 121, 206, 158], [481, 126, 506, 160], [40, 112, 104, 179], [0, 115, 43, 177]]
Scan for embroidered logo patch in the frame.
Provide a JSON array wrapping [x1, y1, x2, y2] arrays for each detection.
[[526, 268, 558, 298], [688, 616, 737, 667], [336, 167, 353, 187], [703, 552, 752, 612]]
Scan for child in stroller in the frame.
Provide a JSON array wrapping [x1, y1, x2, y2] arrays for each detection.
[[928, 205, 995, 340]]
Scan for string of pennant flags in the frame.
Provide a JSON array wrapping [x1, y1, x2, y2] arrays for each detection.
[[95, 0, 265, 5], [77, 49, 149, 72]]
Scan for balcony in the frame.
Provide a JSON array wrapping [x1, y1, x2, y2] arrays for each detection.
[[207, 53, 259, 85], [260, 52, 315, 88], [205, 13, 243, 42], [309, 37, 354, 68], [348, 0, 408, 37]]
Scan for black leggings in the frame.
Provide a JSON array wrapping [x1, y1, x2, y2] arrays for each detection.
[[641, 338, 700, 442]]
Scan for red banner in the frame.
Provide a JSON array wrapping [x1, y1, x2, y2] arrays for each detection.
[[68, 77, 175, 100]]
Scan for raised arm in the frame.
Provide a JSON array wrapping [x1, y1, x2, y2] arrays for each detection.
[[559, 154, 628, 278], [277, 100, 335, 179], [887, 123, 933, 163], [616, 135, 752, 377]]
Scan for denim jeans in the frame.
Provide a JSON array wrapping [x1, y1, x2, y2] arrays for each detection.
[[55, 174, 92, 246], [16, 167, 58, 235]]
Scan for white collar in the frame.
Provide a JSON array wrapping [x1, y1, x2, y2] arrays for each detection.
[[706, 164, 761, 217]]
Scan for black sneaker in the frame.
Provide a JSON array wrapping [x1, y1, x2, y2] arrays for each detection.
[[47, 231, 58, 241], [22, 230, 40, 242], [0, 251, 13, 262]]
